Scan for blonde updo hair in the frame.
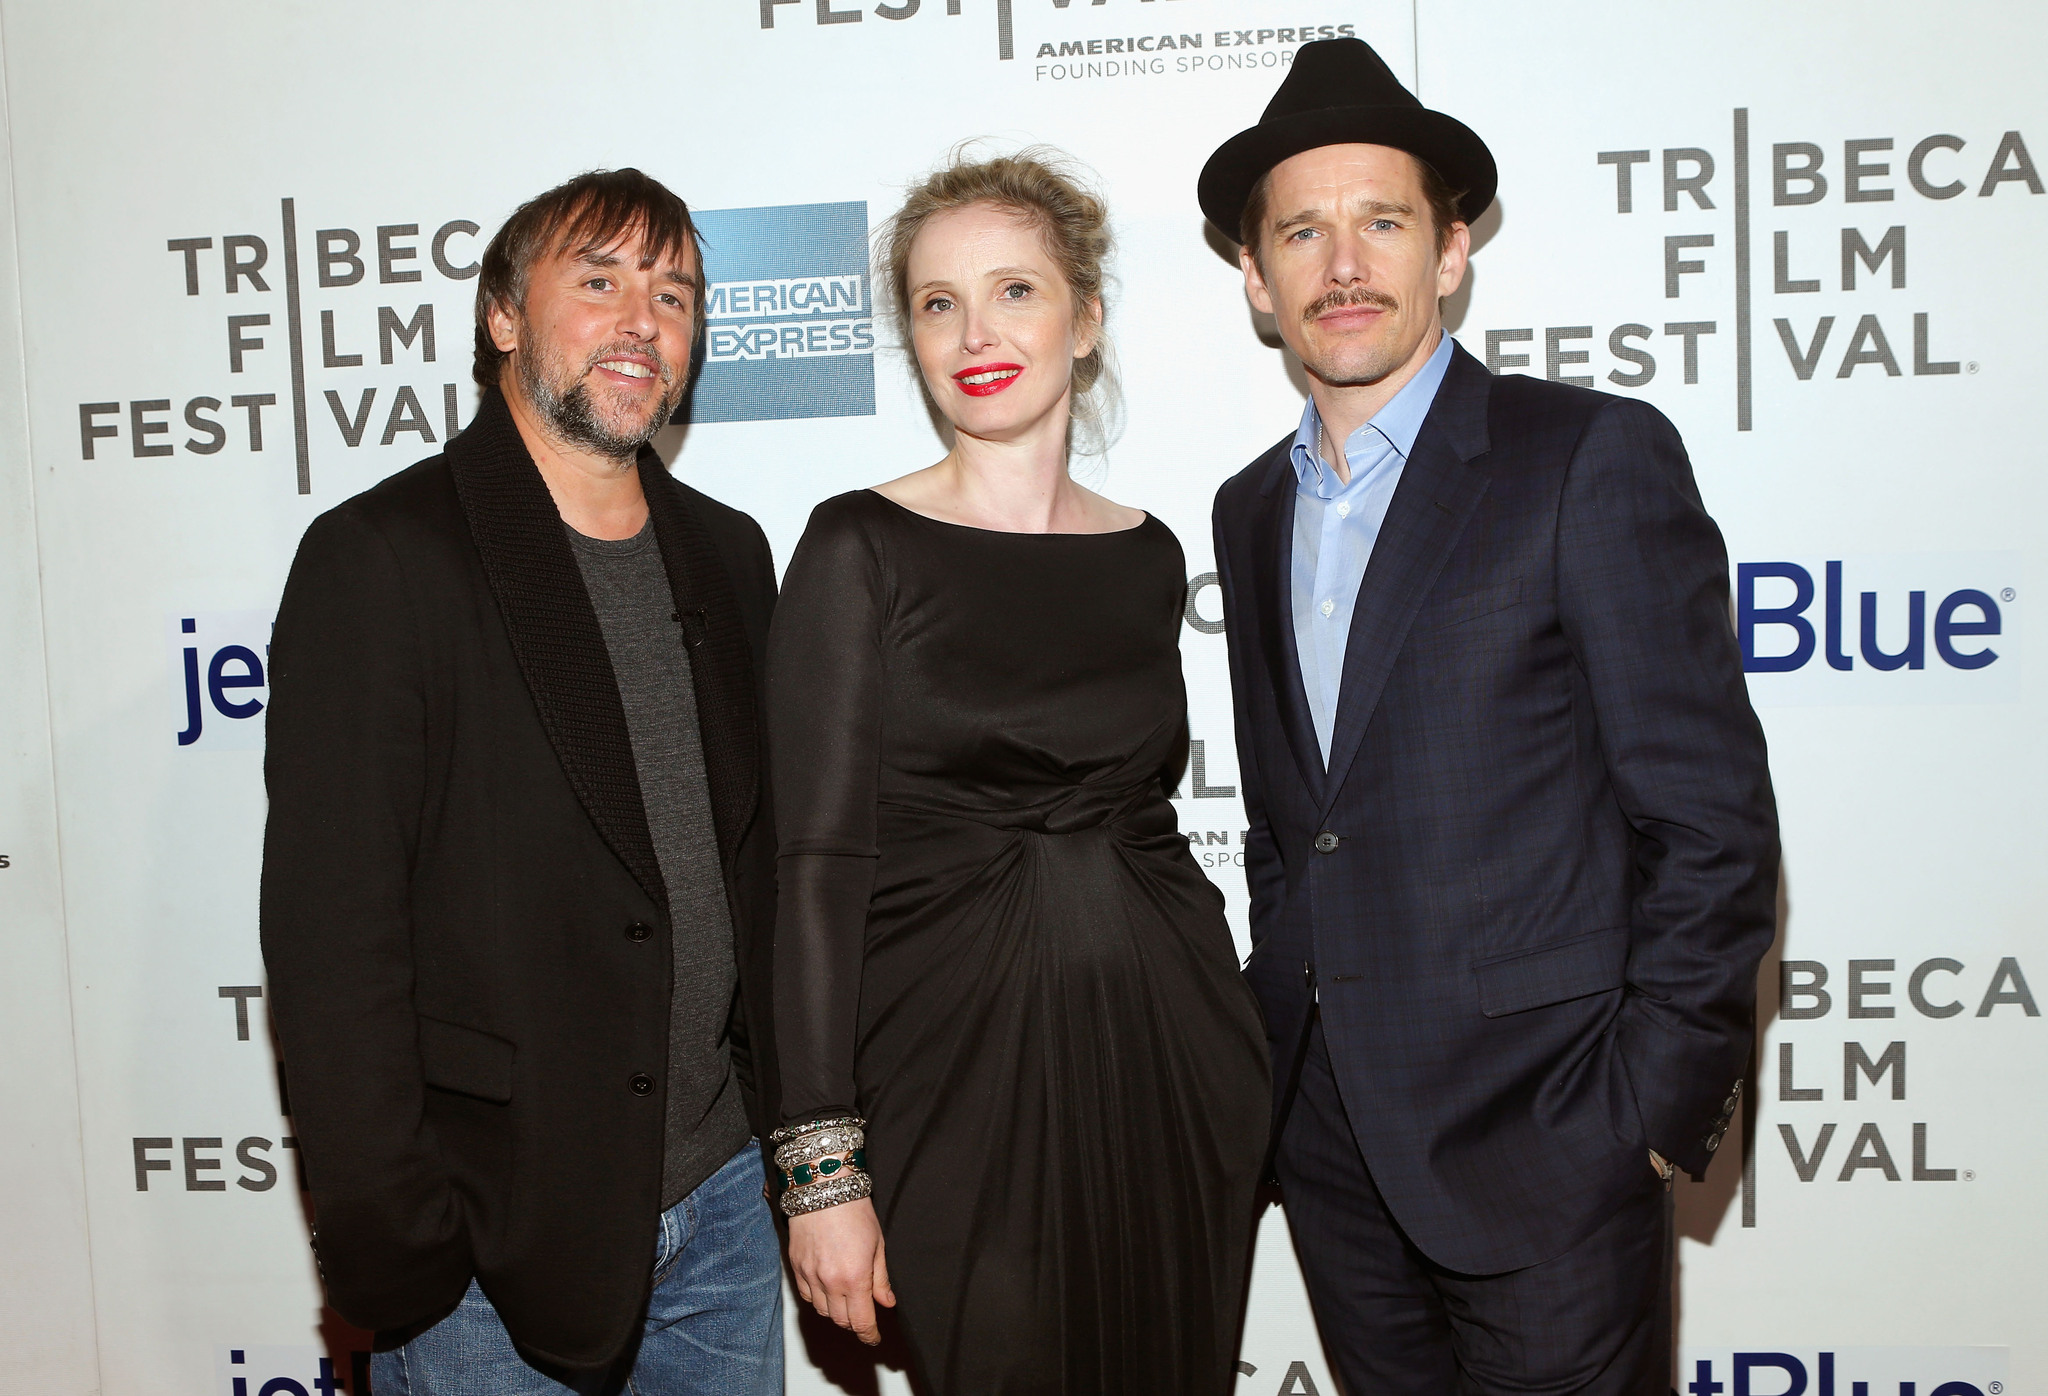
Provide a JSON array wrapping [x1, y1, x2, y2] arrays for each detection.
[[880, 145, 1121, 454]]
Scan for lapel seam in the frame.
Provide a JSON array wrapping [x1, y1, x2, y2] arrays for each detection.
[[1249, 445, 1328, 805], [640, 461, 761, 881], [1314, 358, 1495, 816]]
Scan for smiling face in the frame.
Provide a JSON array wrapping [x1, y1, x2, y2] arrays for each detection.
[[489, 221, 699, 460], [1241, 143, 1468, 391], [906, 201, 1100, 444]]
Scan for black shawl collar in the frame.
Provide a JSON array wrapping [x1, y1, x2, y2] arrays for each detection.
[[446, 388, 760, 912]]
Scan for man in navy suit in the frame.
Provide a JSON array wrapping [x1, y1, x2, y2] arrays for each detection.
[[1203, 39, 1779, 1394]]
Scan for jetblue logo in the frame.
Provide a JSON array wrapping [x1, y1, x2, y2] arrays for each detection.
[[173, 612, 273, 749], [1735, 554, 2019, 705], [1677, 1346, 2006, 1396], [685, 202, 875, 424], [214, 1344, 369, 1395]]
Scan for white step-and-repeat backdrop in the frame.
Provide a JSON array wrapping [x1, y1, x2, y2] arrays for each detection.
[[1, 3, 2040, 1393]]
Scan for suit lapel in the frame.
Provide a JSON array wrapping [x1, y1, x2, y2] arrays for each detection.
[[1319, 346, 1495, 816], [447, 389, 665, 910], [1247, 439, 1327, 805], [640, 464, 760, 878]]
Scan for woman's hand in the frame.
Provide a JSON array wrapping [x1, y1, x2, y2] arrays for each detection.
[[787, 1197, 896, 1345]]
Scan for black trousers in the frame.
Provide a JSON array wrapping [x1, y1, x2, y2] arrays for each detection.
[[1275, 1020, 1672, 1396]]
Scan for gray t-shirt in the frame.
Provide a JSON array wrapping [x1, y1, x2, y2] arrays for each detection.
[[567, 520, 750, 1209]]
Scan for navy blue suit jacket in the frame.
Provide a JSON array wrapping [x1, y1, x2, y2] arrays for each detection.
[[1213, 343, 1779, 1274]]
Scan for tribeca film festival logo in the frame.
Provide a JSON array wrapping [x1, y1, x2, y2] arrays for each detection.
[[1734, 553, 2020, 705], [1674, 1348, 2007, 1396], [1487, 118, 2042, 429], [138, 989, 363, 1396], [759, 0, 1354, 79], [1768, 952, 2035, 1193], [130, 982, 300, 1205], [82, 200, 870, 489], [135, 979, 374, 1392], [690, 202, 877, 423], [78, 203, 483, 494]]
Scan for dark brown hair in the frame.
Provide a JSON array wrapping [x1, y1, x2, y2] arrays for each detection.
[[472, 168, 707, 392], [1238, 151, 1465, 266], [880, 146, 1117, 428]]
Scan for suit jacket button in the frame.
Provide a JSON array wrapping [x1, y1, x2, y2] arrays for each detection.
[[629, 1073, 655, 1096], [625, 921, 653, 942], [1313, 831, 1341, 854], [1704, 1132, 1722, 1152]]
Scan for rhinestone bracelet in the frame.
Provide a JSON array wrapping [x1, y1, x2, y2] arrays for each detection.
[[774, 1126, 864, 1172], [768, 1115, 864, 1147]]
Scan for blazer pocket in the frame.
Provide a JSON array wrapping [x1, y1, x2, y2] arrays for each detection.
[[1428, 578, 1522, 630], [1472, 926, 1628, 1017], [418, 1016, 516, 1104]]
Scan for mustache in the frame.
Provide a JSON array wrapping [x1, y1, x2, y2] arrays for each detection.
[[1303, 288, 1398, 323]]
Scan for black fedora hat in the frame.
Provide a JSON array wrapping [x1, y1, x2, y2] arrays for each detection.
[[1198, 37, 1496, 239]]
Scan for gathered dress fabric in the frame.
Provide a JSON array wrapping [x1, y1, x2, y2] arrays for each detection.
[[767, 489, 1269, 1395]]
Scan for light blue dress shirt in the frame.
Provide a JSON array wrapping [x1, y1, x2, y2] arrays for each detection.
[[1290, 331, 1456, 764]]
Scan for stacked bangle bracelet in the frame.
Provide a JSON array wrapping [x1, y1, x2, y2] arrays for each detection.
[[770, 1116, 874, 1217], [780, 1148, 867, 1190]]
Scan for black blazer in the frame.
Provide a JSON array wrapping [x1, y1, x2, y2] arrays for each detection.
[[1213, 343, 1779, 1274], [260, 388, 779, 1370]]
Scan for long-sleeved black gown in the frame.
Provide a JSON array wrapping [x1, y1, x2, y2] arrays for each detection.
[[767, 489, 1269, 1395]]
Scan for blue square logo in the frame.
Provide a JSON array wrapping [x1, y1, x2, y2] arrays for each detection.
[[684, 201, 876, 424]]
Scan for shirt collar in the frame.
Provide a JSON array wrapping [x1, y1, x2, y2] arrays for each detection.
[[1290, 330, 1456, 491]]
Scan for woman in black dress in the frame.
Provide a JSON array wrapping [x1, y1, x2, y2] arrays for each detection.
[[767, 150, 1268, 1395]]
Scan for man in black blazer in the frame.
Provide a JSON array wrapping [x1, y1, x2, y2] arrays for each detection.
[[261, 170, 783, 1394], [1203, 41, 1779, 1394]]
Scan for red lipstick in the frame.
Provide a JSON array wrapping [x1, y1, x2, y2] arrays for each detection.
[[952, 362, 1023, 397]]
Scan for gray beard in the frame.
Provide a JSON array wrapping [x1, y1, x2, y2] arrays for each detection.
[[518, 339, 682, 461]]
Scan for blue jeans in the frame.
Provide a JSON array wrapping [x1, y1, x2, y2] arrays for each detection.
[[371, 1143, 783, 1396]]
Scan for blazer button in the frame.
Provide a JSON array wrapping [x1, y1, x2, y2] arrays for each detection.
[[629, 1073, 655, 1096], [1313, 831, 1341, 854], [1704, 1132, 1722, 1152], [625, 921, 653, 942]]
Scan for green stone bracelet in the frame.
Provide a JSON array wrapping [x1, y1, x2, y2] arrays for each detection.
[[779, 1148, 867, 1193]]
